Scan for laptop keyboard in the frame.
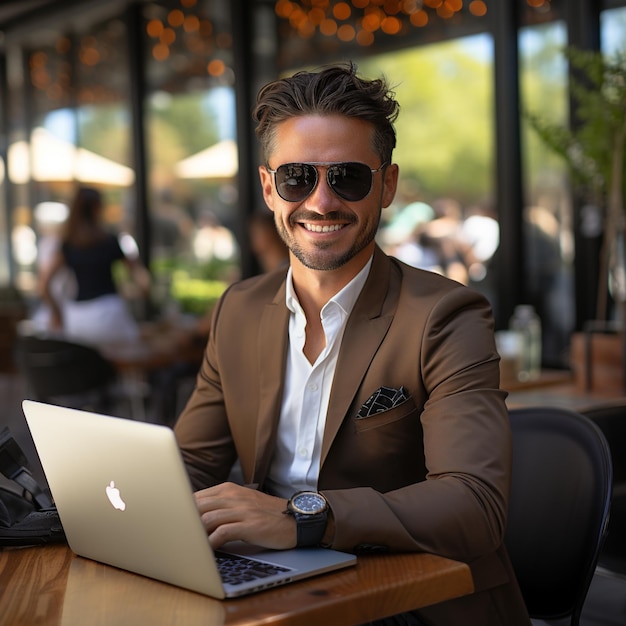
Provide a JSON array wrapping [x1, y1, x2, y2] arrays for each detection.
[[215, 551, 291, 586]]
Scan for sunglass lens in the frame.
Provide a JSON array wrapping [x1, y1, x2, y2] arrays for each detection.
[[327, 163, 373, 201], [275, 164, 317, 202]]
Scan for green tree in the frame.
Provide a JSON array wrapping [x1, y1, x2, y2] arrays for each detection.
[[525, 47, 626, 318], [359, 38, 493, 206]]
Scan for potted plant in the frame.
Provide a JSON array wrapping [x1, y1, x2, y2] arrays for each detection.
[[526, 47, 626, 319], [525, 47, 626, 391]]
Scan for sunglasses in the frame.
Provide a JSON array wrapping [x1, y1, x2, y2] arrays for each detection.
[[266, 161, 387, 203]]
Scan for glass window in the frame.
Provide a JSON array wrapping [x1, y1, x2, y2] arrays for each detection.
[[600, 6, 626, 321], [519, 20, 575, 368], [601, 5, 626, 55], [358, 35, 497, 301], [143, 0, 239, 320], [9, 13, 135, 306]]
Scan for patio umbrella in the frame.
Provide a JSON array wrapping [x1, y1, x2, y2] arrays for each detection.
[[7, 127, 135, 186], [174, 139, 238, 179]]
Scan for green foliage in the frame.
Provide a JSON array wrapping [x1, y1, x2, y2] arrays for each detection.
[[78, 104, 131, 165], [524, 47, 626, 208], [169, 275, 227, 316], [525, 46, 626, 319], [151, 256, 232, 316], [358, 38, 493, 205], [149, 92, 219, 159]]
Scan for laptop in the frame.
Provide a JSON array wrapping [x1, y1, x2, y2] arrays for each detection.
[[22, 399, 356, 599]]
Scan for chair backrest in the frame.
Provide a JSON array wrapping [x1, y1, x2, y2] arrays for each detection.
[[505, 407, 612, 626], [580, 403, 626, 485], [15, 334, 117, 402], [580, 403, 626, 576]]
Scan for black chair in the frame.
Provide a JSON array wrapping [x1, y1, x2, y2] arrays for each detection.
[[15, 334, 119, 414], [580, 403, 626, 577], [505, 407, 613, 626]]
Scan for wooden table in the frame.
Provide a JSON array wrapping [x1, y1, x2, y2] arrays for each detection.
[[505, 382, 626, 411], [498, 366, 626, 411], [93, 320, 206, 421], [0, 544, 474, 626], [98, 320, 206, 374]]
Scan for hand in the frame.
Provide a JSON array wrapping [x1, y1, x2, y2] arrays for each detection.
[[194, 482, 296, 550]]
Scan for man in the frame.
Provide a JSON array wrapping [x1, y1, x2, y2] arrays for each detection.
[[174, 62, 530, 625]]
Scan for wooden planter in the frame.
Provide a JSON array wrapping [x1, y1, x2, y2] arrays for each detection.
[[570, 330, 626, 394]]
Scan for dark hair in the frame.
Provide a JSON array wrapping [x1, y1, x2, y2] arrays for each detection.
[[253, 62, 399, 165], [63, 186, 104, 246]]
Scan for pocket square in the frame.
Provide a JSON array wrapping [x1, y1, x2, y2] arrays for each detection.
[[357, 386, 408, 418]]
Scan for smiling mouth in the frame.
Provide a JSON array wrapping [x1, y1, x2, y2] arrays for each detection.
[[302, 223, 345, 233]]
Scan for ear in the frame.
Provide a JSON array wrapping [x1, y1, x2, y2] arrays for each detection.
[[258, 165, 275, 212], [381, 163, 399, 208]]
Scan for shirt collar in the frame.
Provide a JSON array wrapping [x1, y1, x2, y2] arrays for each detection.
[[285, 255, 373, 317]]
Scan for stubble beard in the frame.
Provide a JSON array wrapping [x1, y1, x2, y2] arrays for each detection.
[[275, 211, 380, 271]]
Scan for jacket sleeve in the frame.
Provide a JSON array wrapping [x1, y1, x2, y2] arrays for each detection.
[[322, 285, 511, 564], [173, 296, 238, 491]]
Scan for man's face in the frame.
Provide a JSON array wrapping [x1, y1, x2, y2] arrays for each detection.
[[259, 114, 398, 273]]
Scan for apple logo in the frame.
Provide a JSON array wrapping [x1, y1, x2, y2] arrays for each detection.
[[105, 481, 126, 511]]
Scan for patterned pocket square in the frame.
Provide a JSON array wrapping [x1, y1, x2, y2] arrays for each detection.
[[357, 386, 408, 418]]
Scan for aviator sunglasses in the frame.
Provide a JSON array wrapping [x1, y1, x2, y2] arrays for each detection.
[[266, 161, 387, 203]]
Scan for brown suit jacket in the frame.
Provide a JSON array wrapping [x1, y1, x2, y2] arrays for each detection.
[[174, 246, 530, 625]]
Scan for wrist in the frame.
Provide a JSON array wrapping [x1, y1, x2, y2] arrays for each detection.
[[286, 491, 329, 547]]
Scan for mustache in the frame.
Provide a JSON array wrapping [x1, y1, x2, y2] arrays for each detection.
[[290, 210, 356, 225]]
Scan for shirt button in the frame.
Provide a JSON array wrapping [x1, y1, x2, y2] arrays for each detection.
[[298, 447, 308, 458], [308, 383, 318, 391]]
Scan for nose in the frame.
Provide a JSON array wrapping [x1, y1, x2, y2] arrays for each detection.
[[304, 170, 341, 213]]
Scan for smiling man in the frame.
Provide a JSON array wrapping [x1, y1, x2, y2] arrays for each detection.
[[174, 62, 530, 625]]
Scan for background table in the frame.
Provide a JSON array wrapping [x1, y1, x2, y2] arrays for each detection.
[[0, 544, 474, 626]]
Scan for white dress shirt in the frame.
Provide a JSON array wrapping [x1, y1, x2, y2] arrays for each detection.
[[265, 257, 373, 499]]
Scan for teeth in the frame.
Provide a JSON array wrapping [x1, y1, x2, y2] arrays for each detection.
[[304, 223, 343, 233]]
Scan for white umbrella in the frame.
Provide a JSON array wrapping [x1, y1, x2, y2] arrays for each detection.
[[7, 127, 135, 186], [175, 139, 238, 179]]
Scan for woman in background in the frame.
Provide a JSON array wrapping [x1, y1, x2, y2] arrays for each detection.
[[39, 186, 150, 344]]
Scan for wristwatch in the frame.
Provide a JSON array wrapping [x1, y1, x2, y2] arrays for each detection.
[[286, 491, 329, 547]]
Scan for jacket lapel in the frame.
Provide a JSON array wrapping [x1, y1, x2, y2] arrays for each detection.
[[253, 281, 289, 482], [321, 249, 400, 464], [250, 249, 401, 480]]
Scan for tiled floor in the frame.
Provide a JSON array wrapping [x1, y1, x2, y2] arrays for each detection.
[[2, 372, 626, 625]]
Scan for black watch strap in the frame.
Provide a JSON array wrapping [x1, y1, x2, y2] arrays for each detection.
[[295, 511, 328, 547]]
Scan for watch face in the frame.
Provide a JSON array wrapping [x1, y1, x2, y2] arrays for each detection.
[[292, 492, 327, 515]]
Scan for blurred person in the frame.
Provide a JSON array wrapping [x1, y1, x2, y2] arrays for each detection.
[[248, 210, 289, 273], [417, 197, 471, 284], [458, 203, 501, 314], [30, 202, 76, 332], [391, 197, 471, 284], [461, 204, 500, 284], [38, 186, 150, 345], [524, 204, 573, 368], [192, 210, 238, 264]]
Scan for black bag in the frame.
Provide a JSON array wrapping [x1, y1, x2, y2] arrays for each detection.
[[0, 427, 65, 546]]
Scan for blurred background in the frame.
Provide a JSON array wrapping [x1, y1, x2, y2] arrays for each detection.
[[0, 0, 625, 376]]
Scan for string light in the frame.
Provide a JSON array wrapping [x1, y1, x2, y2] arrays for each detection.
[[276, 0, 554, 46], [274, 0, 486, 45], [143, 1, 231, 79]]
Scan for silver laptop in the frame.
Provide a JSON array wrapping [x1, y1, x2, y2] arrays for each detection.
[[22, 400, 356, 599]]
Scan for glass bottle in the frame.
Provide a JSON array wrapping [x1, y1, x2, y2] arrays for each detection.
[[509, 305, 542, 381]]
